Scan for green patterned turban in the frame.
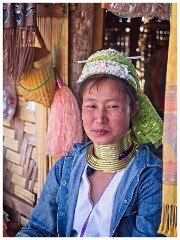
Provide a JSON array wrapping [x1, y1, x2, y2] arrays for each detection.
[[77, 48, 163, 148]]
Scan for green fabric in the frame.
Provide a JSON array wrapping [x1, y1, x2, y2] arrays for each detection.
[[132, 91, 163, 148]]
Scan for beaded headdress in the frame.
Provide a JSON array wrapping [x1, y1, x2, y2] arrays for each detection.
[[77, 48, 163, 148]]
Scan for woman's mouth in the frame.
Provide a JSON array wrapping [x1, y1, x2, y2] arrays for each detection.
[[94, 129, 109, 135]]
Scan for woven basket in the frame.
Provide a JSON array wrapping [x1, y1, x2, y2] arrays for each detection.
[[19, 47, 56, 107]]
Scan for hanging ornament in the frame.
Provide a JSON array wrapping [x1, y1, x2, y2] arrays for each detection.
[[46, 78, 83, 157]]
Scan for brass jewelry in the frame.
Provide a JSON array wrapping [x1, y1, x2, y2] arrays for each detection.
[[86, 130, 140, 173]]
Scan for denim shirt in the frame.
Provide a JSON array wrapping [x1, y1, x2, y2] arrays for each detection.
[[16, 142, 164, 237]]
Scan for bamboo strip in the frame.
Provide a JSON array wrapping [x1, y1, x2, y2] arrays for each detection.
[[3, 137, 19, 151], [53, 156, 61, 167], [3, 191, 34, 218], [14, 185, 35, 203], [25, 159, 36, 189], [13, 187, 34, 203], [23, 144, 33, 177], [31, 147, 36, 160], [27, 134, 36, 146], [7, 162, 23, 176], [32, 181, 38, 194], [20, 133, 29, 166], [20, 215, 29, 226], [17, 100, 29, 108], [44, 17, 52, 51], [27, 161, 38, 192], [3, 121, 11, 127], [13, 117, 25, 152], [61, 14, 69, 86], [6, 149, 21, 165], [44, 106, 48, 188], [36, 103, 48, 198], [16, 107, 36, 123], [47, 108, 52, 171], [36, 16, 44, 48], [11, 173, 26, 188], [24, 122, 36, 135], [3, 126, 15, 139], [57, 17, 62, 80], [13, 192, 33, 205], [3, 168, 13, 193], [49, 156, 52, 171], [3, 160, 8, 177], [51, 17, 57, 64], [36, 17, 40, 47]]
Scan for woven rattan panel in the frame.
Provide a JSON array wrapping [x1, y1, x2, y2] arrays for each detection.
[[3, 90, 37, 226]]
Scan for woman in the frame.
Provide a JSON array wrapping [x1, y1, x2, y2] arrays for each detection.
[[16, 48, 164, 237]]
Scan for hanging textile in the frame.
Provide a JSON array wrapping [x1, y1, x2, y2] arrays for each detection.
[[158, 3, 177, 237], [3, 3, 36, 82], [101, 3, 170, 23]]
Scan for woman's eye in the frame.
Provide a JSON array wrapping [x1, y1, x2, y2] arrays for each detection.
[[108, 105, 118, 108], [87, 105, 96, 108]]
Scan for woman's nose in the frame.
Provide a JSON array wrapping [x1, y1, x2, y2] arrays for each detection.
[[95, 108, 108, 124]]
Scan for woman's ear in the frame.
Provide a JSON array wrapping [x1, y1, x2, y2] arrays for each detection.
[[131, 102, 139, 118]]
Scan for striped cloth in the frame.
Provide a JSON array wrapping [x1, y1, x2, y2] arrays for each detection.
[[158, 3, 177, 237]]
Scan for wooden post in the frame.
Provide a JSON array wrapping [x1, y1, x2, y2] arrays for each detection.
[[69, 3, 95, 99], [92, 3, 104, 53]]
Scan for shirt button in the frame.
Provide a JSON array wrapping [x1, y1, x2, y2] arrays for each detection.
[[123, 199, 128, 204], [59, 211, 65, 216], [62, 181, 67, 186]]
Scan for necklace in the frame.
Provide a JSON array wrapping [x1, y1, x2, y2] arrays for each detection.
[[86, 130, 140, 173]]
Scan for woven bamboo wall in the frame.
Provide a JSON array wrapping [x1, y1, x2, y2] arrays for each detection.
[[3, 92, 37, 225], [3, 12, 68, 225]]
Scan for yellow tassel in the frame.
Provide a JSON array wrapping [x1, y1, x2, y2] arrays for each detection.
[[173, 228, 177, 237], [157, 204, 177, 237]]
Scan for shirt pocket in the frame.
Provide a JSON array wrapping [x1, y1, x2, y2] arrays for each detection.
[[123, 203, 138, 217]]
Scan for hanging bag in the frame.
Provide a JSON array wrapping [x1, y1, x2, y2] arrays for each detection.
[[18, 27, 56, 107]]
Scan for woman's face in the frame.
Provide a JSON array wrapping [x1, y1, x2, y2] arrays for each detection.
[[82, 78, 134, 145]]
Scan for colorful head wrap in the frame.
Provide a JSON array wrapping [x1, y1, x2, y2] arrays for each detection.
[[77, 48, 163, 148]]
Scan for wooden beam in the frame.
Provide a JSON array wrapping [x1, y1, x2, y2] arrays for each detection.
[[36, 3, 65, 17]]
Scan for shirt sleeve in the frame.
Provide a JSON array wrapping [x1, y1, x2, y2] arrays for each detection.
[[132, 166, 164, 237], [16, 159, 63, 237]]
